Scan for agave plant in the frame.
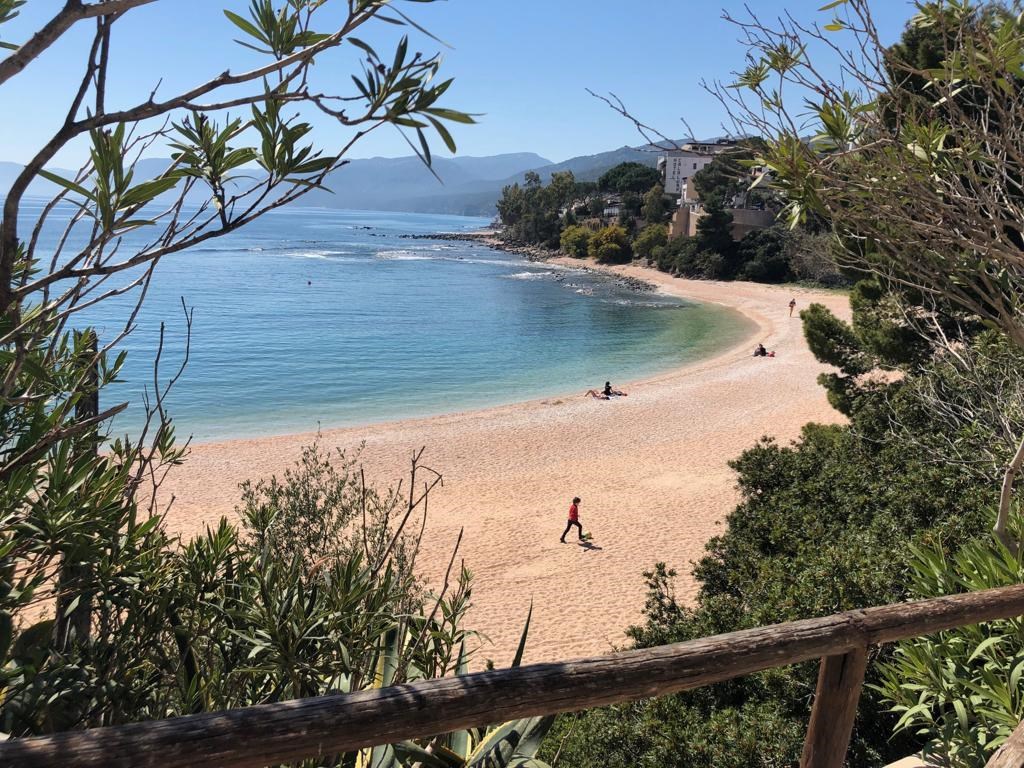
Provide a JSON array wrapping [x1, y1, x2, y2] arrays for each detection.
[[358, 604, 555, 768]]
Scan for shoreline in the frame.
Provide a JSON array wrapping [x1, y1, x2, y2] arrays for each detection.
[[160, 258, 851, 664], [175, 243, 717, 446], [406, 228, 660, 293]]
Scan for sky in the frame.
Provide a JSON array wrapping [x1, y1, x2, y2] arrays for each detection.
[[0, 0, 916, 167]]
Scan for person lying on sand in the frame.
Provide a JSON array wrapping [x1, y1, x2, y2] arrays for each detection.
[[585, 389, 610, 400], [753, 344, 776, 358]]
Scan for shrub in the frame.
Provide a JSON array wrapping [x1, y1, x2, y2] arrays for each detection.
[[0, 441, 477, 745], [877, 529, 1024, 768], [543, 405, 993, 768], [597, 162, 661, 194], [559, 225, 592, 258], [588, 225, 632, 264], [633, 224, 669, 264], [642, 184, 669, 224], [736, 226, 793, 283]]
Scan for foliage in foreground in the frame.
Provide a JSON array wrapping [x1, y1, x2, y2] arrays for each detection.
[[1, 442, 472, 750], [0, 0, 480, 759], [363, 606, 555, 768], [877, 531, 1024, 768]]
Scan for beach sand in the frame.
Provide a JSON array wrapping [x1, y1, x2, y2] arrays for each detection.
[[159, 260, 851, 665]]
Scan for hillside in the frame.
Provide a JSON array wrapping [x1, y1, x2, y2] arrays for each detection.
[[364, 144, 668, 216], [1, 143, 675, 217]]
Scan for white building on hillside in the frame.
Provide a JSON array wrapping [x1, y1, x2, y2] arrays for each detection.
[[657, 139, 738, 196]]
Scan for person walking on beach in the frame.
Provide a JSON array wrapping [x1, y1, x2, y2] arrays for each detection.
[[789, 298, 797, 317], [560, 497, 584, 543]]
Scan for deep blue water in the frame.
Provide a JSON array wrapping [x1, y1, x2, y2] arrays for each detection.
[[21, 202, 753, 442]]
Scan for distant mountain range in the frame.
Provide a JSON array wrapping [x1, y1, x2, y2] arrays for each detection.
[[1, 142, 672, 218]]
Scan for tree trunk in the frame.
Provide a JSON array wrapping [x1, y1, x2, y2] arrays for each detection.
[[52, 330, 99, 652], [995, 432, 1024, 553]]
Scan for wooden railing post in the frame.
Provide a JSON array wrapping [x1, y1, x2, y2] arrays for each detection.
[[986, 720, 1024, 768], [800, 646, 868, 768]]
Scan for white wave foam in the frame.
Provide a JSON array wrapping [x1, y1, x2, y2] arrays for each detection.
[[456, 257, 515, 266], [191, 245, 266, 255], [285, 249, 352, 259], [376, 249, 436, 261], [504, 271, 554, 280]]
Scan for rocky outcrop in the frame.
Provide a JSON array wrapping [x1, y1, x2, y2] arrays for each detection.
[[404, 231, 657, 293]]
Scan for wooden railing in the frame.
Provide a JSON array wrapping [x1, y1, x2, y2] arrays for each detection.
[[3, 584, 1024, 768]]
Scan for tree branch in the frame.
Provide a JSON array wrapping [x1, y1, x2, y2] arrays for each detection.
[[0, 0, 156, 86]]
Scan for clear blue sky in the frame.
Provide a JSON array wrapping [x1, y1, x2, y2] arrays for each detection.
[[1, 1, 915, 167]]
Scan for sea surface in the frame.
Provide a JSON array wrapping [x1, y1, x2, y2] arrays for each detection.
[[22, 202, 754, 442]]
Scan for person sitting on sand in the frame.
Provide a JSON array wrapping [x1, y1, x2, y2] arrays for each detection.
[[603, 381, 627, 397], [560, 497, 584, 543], [754, 343, 768, 357]]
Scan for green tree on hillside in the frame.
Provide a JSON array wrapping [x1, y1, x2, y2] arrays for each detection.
[[633, 224, 668, 264], [642, 183, 669, 223], [690, 144, 763, 207], [692, 202, 736, 278], [734, 227, 793, 283], [598, 161, 661, 194], [497, 170, 578, 246]]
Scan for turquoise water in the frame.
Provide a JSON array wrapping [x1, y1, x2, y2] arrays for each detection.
[[23, 202, 754, 442]]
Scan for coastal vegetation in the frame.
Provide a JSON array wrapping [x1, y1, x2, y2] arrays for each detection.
[[0, 0, 497, 759], [543, 1, 1024, 766], [596, 162, 661, 195], [543, 293, 1007, 765], [495, 154, 842, 285]]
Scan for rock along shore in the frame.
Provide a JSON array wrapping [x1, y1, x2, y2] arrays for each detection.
[[402, 230, 656, 294]]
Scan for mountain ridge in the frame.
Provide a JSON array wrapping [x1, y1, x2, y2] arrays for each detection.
[[1, 142, 688, 217]]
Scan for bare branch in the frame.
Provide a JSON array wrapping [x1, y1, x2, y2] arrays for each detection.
[[0, 0, 157, 86]]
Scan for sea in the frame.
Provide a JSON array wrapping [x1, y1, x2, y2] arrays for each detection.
[[21, 201, 754, 442]]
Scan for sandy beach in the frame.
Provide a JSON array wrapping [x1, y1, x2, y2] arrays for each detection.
[[160, 260, 851, 665]]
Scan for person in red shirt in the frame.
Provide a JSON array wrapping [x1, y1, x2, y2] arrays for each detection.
[[560, 497, 584, 543]]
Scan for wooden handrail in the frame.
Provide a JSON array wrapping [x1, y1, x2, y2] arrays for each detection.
[[3, 584, 1024, 768]]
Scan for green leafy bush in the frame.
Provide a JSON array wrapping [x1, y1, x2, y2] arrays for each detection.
[[632, 224, 668, 264], [543, 401, 992, 767], [736, 227, 793, 282], [597, 162, 661, 194], [559, 225, 592, 258], [877, 530, 1024, 768], [588, 225, 632, 264], [0, 441, 477, 756]]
